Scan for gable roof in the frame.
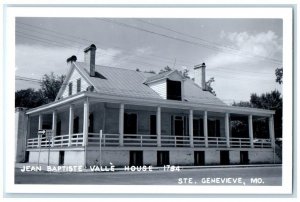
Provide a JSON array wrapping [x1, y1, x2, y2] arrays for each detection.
[[144, 70, 183, 84], [61, 62, 226, 106]]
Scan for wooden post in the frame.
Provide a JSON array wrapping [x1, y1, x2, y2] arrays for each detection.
[[225, 113, 230, 148], [119, 103, 124, 146], [204, 111, 208, 147], [83, 98, 89, 146], [248, 115, 254, 148], [68, 105, 74, 147], [51, 111, 57, 147], [157, 107, 161, 147], [269, 115, 276, 148], [38, 114, 43, 130], [189, 109, 194, 147]]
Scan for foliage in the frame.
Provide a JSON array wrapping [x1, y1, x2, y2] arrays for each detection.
[[232, 90, 282, 138], [275, 67, 283, 84], [40, 72, 66, 104], [15, 72, 65, 108], [15, 88, 44, 108], [205, 77, 216, 96], [159, 66, 172, 74]]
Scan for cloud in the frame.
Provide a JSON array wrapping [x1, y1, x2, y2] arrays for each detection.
[[207, 30, 282, 68]]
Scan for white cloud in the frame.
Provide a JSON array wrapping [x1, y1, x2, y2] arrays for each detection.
[[207, 30, 282, 68]]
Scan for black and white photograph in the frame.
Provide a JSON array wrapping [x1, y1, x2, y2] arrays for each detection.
[[2, 3, 295, 197]]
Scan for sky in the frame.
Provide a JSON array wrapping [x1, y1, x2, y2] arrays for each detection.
[[15, 17, 283, 104]]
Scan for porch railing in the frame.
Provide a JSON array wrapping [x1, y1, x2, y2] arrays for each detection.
[[26, 133, 272, 149]]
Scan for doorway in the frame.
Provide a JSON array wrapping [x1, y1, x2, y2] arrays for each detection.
[[150, 115, 156, 139], [220, 150, 230, 165], [157, 151, 169, 166], [59, 151, 65, 165], [129, 151, 143, 166], [194, 151, 205, 166], [240, 151, 249, 164]]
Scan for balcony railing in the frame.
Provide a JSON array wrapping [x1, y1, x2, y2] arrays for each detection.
[[26, 133, 272, 149]]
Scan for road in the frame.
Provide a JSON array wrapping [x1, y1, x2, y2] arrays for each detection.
[[15, 166, 281, 186]]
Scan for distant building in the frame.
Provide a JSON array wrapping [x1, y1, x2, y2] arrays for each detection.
[[16, 44, 281, 167]]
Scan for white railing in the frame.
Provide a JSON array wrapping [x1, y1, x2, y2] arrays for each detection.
[[230, 137, 251, 148], [161, 135, 190, 147], [27, 133, 273, 149], [253, 138, 272, 148]]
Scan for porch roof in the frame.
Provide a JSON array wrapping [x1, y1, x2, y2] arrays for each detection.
[[26, 91, 275, 117]]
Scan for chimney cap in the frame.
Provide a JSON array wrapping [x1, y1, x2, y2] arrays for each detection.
[[66, 55, 77, 63], [84, 44, 97, 53], [194, 62, 206, 70]]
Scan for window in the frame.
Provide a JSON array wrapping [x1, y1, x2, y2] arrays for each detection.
[[208, 119, 220, 137], [88, 113, 94, 133], [166, 79, 182, 100], [129, 151, 143, 166], [157, 151, 169, 166], [77, 78, 81, 93], [220, 150, 230, 165], [68, 82, 73, 96], [124, 113, 137, 135], [194, 151, 205, 166], [193, 118, 204, 136], [150, 115, 156, 138]]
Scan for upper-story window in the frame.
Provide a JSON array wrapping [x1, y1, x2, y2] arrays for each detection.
[[166, 79, 181, 101], [77, 78, 81, 93], [68, 82, 73, 96]]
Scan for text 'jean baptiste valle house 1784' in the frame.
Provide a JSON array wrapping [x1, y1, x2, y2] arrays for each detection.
[[16, 44, 281, 167]]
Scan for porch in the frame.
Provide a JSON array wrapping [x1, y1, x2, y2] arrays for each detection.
[[26, 93, 275, 150]]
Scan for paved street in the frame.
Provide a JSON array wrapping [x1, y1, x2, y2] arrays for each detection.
[[15, 165, 281, 186]]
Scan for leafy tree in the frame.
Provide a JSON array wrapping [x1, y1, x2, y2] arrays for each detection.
[[15, 88, 44, 108], [159, 66, 172, 73], [275, 67, 283, 84], [40, 72, 65, 103], [15, 72, 65, 108], [205, 77, 216, 96], [232, 90, 282, 138]]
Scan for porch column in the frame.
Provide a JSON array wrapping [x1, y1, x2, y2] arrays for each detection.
[[82, 98, 89, 146], [119, 103, 124, 146], [51, 111, 57, 147], [248, 115, 254, 148], [269, 115, 276, 148], [38, 114, 43, 130], [68, 105, 74, 147], [156, 107, 161, 147], [225, 113, 230, 148], [189, 109, 194, 147], [203, 111, 208, 147]]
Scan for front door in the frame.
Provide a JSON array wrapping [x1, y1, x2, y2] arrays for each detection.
[[150, 115, 156, 139], [129, 151, 143, 166]]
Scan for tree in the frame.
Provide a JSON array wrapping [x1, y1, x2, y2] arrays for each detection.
[[15, 88, 44, 108], [40, 72, 65, 103], [275, 67, 283, 84], [15, 72, 65, 108], [205, 77, 216, 96], [159, 66, 172, 74], [232, 90, 282, 138]]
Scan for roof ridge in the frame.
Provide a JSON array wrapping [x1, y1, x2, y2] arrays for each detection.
[[76, 61, 158, 75]]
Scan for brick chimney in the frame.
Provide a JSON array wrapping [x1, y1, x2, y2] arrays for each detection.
[[66, 55, 77, 63], [84, 44, 97, 77], [194, 63, 206, 90]]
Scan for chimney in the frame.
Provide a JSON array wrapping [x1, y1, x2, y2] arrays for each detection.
[[84, 44, 97, 77], [194, 63, 206, 90], [66, 55, 77, 63]]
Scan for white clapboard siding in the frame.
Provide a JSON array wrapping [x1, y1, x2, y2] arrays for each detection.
[[148, 79, 167, 99], [61, 68, 89, 98]]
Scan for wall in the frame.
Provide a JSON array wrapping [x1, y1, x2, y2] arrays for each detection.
[[15, 108, 28, 163], [248, 150, 276, 164], [86, 150, 129, 167], [143, 150, 157, 165], [148, 79, 166, 99], [64, 151, 85, 166], [169, 150, 194, 166], [61, 68, 89, 99], [229, 150, 240, 164], [205, 150, 220, 165], [28, 150, 59, 165]]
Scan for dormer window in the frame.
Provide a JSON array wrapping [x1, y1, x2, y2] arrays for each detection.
[[167, 79, 182, 101], [68, 82, 73, 96]]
